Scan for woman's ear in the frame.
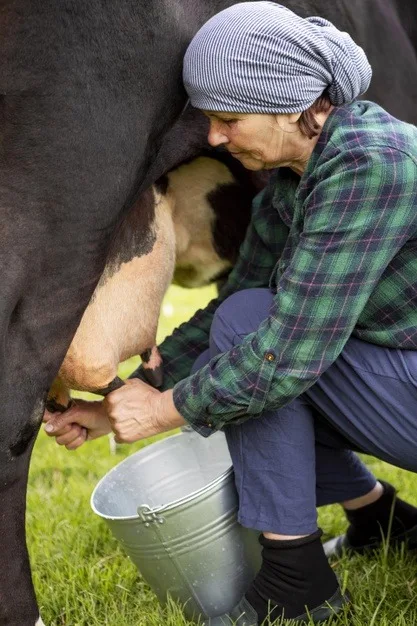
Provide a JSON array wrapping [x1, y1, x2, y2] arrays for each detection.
[[287, 111, 302, 124], [274, 111, 302, 132]]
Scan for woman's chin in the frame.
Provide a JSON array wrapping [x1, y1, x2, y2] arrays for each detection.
[[233, 153, 265, 170]]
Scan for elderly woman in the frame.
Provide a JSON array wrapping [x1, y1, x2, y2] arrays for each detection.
[[45, 2, 417, 623]]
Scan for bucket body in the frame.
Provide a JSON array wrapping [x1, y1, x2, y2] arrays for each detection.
[[91, 430, 261, 622]]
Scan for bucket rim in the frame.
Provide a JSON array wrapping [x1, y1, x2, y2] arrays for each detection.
[[90, 432, 233, 521]]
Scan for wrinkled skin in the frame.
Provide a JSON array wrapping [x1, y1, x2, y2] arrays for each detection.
[[1, 0, 417, 623]]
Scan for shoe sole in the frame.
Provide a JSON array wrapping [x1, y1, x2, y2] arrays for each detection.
[[293, 587, 351, 624], [203, 587, 351, 625], [324, 523, 417, 559]]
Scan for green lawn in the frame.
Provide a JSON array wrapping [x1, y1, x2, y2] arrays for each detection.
[[28, 285, 417, 625]]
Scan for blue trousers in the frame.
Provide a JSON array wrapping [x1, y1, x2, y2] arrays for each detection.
[[191, 288, 417, 535]]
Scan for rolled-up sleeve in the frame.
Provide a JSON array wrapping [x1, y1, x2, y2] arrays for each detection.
[[173, 147, 417, 434]]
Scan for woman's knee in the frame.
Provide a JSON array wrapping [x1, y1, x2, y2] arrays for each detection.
[[210, 288, 273, 353]]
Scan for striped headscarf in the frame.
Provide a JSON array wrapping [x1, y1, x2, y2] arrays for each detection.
[[183, 1, 372, 114]]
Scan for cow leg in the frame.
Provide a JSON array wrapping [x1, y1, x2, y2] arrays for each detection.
[[0, 219, 137, 624], [0, 195, 124, 622], [0, 298, 49, 626], [0, 424, 41, 625]]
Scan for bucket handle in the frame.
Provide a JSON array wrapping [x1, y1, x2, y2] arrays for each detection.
[[138, 505, 165, 526]]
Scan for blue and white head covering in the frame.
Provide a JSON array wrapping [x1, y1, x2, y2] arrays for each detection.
[[183, 1, 372, 114]]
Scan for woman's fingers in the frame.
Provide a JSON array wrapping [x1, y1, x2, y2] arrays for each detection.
[[113, 419, 144, 444], [44, 406, 88, 449], [45, 421, 74, 438], [44, 409, 78, 436], [43, 399, 111, 449], [43, 409, 54, 423], [65, 428, 88, 450], [55, 424, 85, 446]]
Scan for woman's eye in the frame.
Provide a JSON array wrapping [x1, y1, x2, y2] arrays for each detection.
[[223, 119, 237, 126]]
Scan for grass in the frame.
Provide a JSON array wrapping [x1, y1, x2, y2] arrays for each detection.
[[28, 284, 417, 625]]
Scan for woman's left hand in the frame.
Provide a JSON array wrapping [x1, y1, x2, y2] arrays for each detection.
[[104, 378, 186, 443]]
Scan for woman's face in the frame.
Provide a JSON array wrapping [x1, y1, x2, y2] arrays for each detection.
[[204, 110, 306, 171]]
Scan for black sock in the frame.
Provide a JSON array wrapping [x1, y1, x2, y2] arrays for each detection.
[[345, 480, 417, 548], [245, 530, 339, 623]]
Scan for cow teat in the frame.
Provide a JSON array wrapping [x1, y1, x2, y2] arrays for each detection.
[[140, 346, 164, 388]]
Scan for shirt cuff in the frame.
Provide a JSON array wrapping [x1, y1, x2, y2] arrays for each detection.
[[173, 377, 223, 437], [173, 342, 279, 434]]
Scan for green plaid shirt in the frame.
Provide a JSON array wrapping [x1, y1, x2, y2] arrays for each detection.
[[132, 101, 417, 436]]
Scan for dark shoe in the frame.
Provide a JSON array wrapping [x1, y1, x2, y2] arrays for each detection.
[[205, 530, 351, 625], [204, 586, 350, 625], [324, 480, 417, 559], [324, 523, 417, 559]]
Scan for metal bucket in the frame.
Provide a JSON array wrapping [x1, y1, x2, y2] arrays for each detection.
[[91, 429, 261, 624]]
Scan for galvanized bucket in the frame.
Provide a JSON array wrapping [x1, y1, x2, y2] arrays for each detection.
[[91, 429, 261, 624]]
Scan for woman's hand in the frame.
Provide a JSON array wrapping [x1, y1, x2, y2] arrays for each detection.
[[104, 378, 186, 443], [43, 399, 112, 450]]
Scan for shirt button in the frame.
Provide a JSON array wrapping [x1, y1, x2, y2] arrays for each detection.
[[208, 422, 213, 428], [264, 352, 276, 362]]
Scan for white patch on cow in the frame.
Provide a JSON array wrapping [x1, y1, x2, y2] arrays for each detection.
[[35, 618, 46, 626], [31, 398, 46, 426], [168, 156, 234, 287]]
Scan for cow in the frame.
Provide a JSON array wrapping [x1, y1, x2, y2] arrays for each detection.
[[1, 1, 417, 624]]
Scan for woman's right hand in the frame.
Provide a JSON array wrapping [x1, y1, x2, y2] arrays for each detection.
[[43, 399, 112, 450]]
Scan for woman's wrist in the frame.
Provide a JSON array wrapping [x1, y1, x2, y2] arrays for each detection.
[[155, 389, 187, 432], [92, 401, 113, 438]]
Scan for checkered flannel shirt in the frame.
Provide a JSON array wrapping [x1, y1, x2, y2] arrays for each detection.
[[131, 101, 417, 436]]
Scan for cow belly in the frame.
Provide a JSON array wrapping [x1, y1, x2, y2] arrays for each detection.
[[58, 198, 175, 392]]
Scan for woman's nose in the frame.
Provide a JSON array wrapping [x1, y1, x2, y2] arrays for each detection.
[[207, 121, 229, 147]]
